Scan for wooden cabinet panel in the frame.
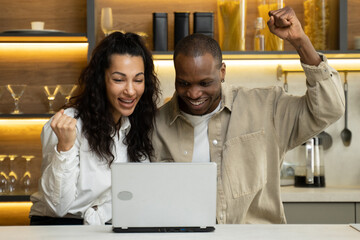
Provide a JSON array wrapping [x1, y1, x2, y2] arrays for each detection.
[[356, 203, 360, 223], [0, 0, 86, 33], [284, 202, 356, 224]]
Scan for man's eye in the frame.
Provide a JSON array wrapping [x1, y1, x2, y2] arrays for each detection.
[[177, 81, 190, 87], [200, 82, 210, 87]]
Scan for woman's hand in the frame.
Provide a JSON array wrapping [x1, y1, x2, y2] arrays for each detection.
[[50, 109, 77, 152]]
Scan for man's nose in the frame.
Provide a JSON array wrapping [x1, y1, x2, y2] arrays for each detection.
[[186, 86, 202, 99]]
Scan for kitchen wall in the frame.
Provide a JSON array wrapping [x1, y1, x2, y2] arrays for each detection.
[[154, 57, 360, 187]]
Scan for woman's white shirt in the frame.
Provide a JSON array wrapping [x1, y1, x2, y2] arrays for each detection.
[[29, 108, 148, 224]]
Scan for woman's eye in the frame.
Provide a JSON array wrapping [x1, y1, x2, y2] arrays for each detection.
[[113, 79, 124, 82], [134, 79, 144, 83]]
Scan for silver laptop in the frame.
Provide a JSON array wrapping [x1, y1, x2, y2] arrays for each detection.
[[111, 162, 217, 233]]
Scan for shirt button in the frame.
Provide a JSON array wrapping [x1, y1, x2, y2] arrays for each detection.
[[183, 151, 188, 155], [212, 140, 218, 145]]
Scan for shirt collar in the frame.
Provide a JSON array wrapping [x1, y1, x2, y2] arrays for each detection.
[[119, 116, 131, 133]]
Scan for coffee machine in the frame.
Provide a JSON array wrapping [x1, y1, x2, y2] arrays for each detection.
[[294, 137, 325, 187]]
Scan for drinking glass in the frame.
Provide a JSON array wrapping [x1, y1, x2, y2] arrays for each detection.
[[20, 155, 35, 194], [0, 155, 9, 193], [101, 7, 113, 36], [59, 84, 78, 104], [6, 84, 27, 114], [7, 154, 18, 193], [44, 85, 60, 114]]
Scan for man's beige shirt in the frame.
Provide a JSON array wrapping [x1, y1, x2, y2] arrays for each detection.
[[152, 56, 345, 224]]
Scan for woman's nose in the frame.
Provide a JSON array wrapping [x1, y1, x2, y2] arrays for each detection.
[[124, 82, 135, 96]]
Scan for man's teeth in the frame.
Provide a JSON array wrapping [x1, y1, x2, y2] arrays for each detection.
[[189, 100, 205, 106]]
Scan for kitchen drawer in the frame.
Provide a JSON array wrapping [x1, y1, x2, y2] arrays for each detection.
[[356, 203, 360, 223], [283, 202, 356, 224]]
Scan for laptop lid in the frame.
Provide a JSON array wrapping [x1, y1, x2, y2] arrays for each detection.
[[111, 162, 217, 232]]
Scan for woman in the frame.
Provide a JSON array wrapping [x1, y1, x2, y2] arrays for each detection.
[[29, 32, 160, 225]]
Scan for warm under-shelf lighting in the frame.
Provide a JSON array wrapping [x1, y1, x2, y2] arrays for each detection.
[[154, 56, 360, 73], [0, 202, 32, 225], [0, 36, 88, 43], [0, 42, 88, 62], [0, 118, 48, 139]]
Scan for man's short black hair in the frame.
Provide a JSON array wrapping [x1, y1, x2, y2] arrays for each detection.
[[173, 33, 223, 68]]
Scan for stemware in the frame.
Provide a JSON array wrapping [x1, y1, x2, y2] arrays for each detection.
[[6, 84, 27, 114], [43, 85, 60, 114], [59, 84, 78, 105], [7, 154, 18, 193], [20, 155, 35, 194], [0, 155, 9, 193], [101, 7, 113, 36]]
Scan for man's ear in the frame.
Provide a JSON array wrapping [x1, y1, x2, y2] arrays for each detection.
[[220, 62, 226, 80]]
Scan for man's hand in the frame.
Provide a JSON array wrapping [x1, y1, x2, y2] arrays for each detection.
[[267, 6, 306, 46], [50, 109, 77, 152], [267, 6, 321, 66]]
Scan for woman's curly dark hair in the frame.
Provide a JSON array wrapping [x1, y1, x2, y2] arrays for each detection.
[[68, 31, 160, 165]]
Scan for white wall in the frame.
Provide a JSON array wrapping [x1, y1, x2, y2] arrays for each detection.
[[154, 57, 360, 187]]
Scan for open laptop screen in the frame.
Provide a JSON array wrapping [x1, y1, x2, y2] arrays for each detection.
[[111, 162, 217, 232]]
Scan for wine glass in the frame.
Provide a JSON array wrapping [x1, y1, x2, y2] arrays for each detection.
[[7, 154, 18, 193], [20, 155, 35, 194], [59, 84, 78, 104], [6, 84, 27, 114], [44, 85, 60, 114], [0, 155, 9, 193], [101, 7, 113, 36]]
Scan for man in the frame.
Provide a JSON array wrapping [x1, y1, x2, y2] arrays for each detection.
[[152, 7, 344, 223]]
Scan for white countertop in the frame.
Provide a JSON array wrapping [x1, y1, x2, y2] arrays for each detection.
[[0, 224, 359, 240], [281, 186, 360, 202]]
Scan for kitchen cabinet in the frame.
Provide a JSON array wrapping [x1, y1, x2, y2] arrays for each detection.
[[283, 202, 357, 224], [0, 0, 88, 200], [281, 187, 360, 224], [90, 0, 359, 53]]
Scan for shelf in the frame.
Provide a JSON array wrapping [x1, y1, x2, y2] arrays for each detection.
[[153, 51, 360, 60], [0, 33, 88, 43], [0, 195, 30, 202], [0, 114, 53, 119]]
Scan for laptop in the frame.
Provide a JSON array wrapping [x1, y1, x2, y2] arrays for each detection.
[[111, 162, 217, 233]]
